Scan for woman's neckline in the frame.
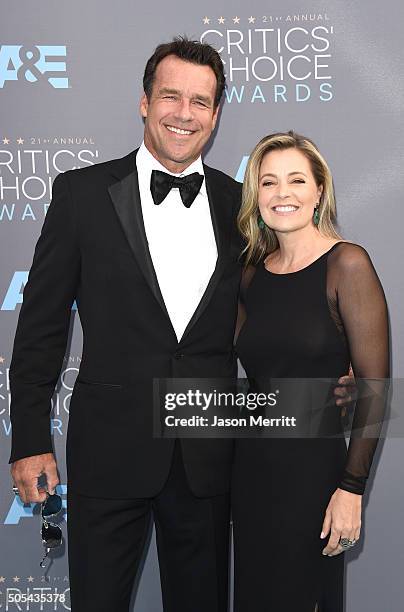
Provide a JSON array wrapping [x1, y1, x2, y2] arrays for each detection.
[[262, 241, 346, 276]]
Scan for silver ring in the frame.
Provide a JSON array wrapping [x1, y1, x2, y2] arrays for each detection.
[[12, 486, 19, 496], [339, 537, 356, 549]]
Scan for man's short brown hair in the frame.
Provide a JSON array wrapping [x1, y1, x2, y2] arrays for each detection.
[[143, 36, 226, 108]]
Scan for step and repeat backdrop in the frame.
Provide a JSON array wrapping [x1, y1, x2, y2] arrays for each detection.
[[1, 0, 403, 610]]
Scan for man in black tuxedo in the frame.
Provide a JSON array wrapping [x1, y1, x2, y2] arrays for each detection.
[[9, 38, 242, 611]]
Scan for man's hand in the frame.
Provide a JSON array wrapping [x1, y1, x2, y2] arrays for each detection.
[[334, 369, 356, 417], [11, 453, 59, 503]]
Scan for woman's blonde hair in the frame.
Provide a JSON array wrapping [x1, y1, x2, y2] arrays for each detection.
[[238, 130, 341, 265]]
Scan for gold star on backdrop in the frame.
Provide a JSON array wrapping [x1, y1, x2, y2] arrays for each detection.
[[16, 138, 24, 145], [2, 137, 10, 144], [248, 16, 256, 23], [233, 16, 240, 24], [218, 16, 225, 24], [13, 576, 20, 582], [0, 576, 5, 582], [203, 16, 210, 24], [0, 356, 4, 363], [27, 576, 34, 582]]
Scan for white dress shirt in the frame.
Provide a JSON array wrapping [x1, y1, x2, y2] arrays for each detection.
[[136, 142, 218, 342]]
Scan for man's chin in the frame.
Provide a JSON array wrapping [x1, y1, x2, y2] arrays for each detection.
[[164, 148, 198, 167]]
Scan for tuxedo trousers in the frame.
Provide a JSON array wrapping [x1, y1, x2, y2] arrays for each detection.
[[67, 440, 230, 612]]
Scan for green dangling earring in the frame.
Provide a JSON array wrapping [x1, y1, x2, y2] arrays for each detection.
[[313, 204, 320, 226], [258, 214, 266, 229]]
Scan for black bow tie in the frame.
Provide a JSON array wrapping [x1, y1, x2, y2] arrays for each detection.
[[150, 169, 204, 208]]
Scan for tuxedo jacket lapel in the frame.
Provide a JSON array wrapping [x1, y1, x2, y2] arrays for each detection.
[[108, 151, 234, 343], [108, 150, 171, 322], [180, 164, 233, 340]]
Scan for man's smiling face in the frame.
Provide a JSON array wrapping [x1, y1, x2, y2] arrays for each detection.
[[140, 54, 220, 173]]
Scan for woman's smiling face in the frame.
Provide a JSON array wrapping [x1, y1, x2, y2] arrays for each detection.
[[258, 148, 323, 233]]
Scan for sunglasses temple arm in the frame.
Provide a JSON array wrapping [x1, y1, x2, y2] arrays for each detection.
[[40, 547, 50, 568]]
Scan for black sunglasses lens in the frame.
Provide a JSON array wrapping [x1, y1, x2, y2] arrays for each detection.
[[41, 523, 62, 548], [42, 494, 62, 517]]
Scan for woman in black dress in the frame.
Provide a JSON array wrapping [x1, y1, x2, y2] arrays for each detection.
[[233, 131, 389, 611]]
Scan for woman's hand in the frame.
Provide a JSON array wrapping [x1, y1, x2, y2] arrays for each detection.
[[320, 488, 362, 556]]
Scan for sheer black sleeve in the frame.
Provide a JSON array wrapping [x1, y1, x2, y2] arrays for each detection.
[[328, 243, 390, 495]]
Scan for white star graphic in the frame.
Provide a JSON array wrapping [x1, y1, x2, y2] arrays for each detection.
[[0, 356, 4, 363], [13, 576, 20, 582], [233, 16, 240, 24], [27, 576, 34, 582], [16, 137, 24, 145], [0, 576, 5, 582], [218, 16, 225, 24], [203, 16, 210, 24], [248, 16, 256, 23], [2, 137, 10, 145]]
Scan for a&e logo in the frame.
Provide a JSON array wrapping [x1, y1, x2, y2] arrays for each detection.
[[0, 45, 69, 88]]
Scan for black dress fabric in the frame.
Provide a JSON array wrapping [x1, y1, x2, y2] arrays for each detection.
[[232, 242, 389, 611]]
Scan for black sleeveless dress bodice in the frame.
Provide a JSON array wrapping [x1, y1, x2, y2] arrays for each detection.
[[232, 242, 389, 612]]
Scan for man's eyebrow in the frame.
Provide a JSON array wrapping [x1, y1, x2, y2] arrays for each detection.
[[158, 87, 181, 96]]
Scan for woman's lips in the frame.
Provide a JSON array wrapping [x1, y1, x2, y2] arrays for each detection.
[[271, 205, 299, 215]]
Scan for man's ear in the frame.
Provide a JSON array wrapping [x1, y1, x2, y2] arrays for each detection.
[[212, 103, 220, 130], [139, 93, 148, 119]]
